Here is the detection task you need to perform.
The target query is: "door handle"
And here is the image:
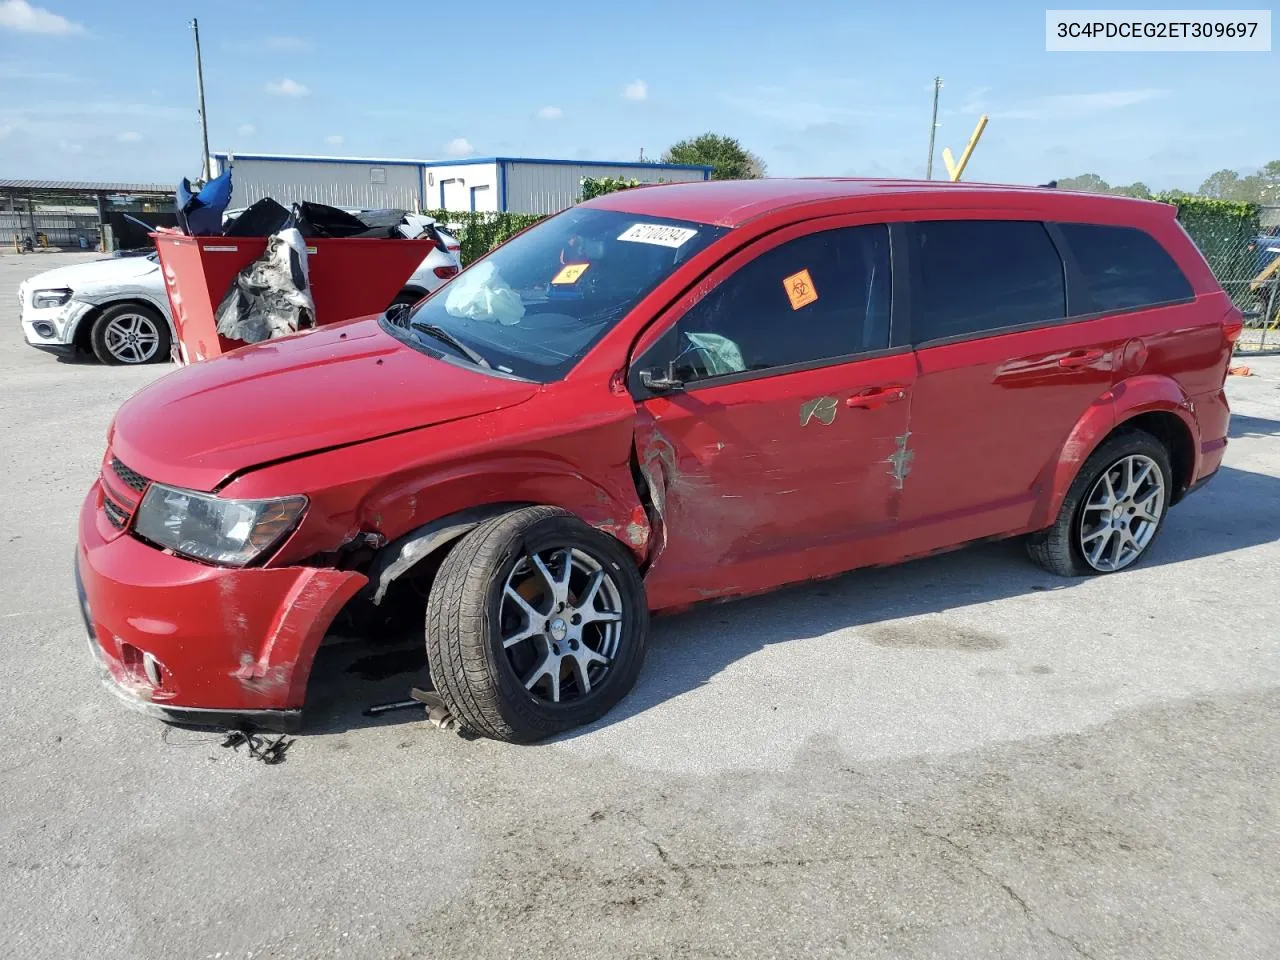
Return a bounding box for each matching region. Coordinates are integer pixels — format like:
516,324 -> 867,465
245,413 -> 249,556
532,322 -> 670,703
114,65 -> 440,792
1058,349 -> 1105,369
846,385 -> 909,409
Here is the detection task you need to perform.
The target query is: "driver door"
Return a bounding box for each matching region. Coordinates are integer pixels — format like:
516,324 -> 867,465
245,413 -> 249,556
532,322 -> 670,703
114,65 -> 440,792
629,221 -> 917,610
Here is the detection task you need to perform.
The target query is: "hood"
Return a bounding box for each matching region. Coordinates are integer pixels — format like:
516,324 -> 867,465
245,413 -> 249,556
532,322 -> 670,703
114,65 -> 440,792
110,318 -> 538,491
24,255 -> 160,294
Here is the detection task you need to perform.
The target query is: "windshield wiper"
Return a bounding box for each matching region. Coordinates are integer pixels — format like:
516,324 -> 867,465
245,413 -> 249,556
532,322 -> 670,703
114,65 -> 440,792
410,321 -> 490,368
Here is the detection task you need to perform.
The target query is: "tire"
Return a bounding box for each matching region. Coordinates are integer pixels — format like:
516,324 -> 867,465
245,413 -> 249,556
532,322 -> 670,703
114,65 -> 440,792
1026,428 -> 1173,577
90,303 -> 170,365
425,506 -> 649,742
391,289 -> 425,308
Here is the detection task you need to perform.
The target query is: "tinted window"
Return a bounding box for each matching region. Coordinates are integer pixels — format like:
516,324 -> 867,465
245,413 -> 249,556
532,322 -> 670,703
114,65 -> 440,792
393,208 -> 727,381
650,225 -> 890,384
909,220 -> 1066,343
1057,223 -> 1194,312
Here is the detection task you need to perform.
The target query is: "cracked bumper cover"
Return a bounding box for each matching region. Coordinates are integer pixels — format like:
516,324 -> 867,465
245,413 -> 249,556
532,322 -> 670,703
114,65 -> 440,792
76,485 -> 367,731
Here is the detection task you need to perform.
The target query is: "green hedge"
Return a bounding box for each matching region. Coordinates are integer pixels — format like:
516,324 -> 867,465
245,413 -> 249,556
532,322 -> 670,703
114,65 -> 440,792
430,195 -> 1266,286
580,176 -> 647,201
421,209 -> 544,266
1154,194 -> 1261,285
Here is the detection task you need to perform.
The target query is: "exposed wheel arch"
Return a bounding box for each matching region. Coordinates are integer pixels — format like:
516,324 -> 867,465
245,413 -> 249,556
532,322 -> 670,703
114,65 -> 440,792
73,298 -> 176,357
364,502 -> 536,605
391,286 -> 428,308
1114,410 -> 1196,502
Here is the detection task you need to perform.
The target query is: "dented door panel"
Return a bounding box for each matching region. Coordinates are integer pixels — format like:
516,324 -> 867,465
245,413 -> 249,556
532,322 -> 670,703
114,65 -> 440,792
637,353 -> 916,610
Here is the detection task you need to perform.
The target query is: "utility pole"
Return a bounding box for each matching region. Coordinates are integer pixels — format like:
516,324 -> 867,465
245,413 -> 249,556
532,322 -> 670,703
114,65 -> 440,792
191,18 -> 212,183
925,76 -> 942,180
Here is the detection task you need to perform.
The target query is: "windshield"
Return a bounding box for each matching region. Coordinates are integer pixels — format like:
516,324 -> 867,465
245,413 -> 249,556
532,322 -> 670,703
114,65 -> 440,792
392,208 -> 727,381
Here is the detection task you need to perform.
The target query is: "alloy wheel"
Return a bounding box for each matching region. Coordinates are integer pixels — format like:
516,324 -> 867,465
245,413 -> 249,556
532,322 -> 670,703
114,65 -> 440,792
499,547 -> 625,704
103,313 -> 161,364
1078,453 -> 1166,572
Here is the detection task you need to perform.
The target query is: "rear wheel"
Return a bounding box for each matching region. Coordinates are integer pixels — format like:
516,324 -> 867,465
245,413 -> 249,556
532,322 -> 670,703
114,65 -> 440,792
425,506 -> 648,742
1027,429 -> 1172,577
90,303 -> 170,365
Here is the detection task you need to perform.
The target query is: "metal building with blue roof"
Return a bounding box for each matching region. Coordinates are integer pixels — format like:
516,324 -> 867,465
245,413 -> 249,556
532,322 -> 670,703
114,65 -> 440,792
211,152 -> 713,215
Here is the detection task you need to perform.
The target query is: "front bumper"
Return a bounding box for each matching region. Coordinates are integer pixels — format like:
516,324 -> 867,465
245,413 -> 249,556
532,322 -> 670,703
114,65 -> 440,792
21,298 -> 93,352
76,481 -> 366,730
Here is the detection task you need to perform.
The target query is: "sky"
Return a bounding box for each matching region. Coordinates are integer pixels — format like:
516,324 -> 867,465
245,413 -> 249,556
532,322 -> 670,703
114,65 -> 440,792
0,0 -> 1276,191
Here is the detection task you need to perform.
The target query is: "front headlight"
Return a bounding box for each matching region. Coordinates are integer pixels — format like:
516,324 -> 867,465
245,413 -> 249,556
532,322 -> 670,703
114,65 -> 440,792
133,484 -> 307,567
32,288 -> 73,308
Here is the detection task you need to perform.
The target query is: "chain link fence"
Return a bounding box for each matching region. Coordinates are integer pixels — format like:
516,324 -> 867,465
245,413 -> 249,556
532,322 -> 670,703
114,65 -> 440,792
1213,205 -> 1280,355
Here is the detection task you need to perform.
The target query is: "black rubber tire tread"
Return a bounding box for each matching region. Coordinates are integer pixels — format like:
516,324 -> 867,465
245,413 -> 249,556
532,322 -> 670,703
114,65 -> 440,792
90,302 -> 171,366
425,506 -> 649,743
1026,427 -> 1173,577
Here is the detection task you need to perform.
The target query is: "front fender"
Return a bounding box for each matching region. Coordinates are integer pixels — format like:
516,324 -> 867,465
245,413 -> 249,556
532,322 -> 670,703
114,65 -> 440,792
1033,375 -> 1196,530
356,452 -> 652,560
71,293 -> 177,342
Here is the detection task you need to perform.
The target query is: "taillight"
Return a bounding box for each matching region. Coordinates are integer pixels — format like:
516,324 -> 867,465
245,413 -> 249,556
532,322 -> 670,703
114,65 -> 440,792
446,244 -> 460,253
1223,306 -> 1244,344
433,265 -> 459,280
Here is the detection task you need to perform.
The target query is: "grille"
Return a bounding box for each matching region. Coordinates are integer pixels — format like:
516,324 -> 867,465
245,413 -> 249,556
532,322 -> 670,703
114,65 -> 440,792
111,458 -> 149,493
102,495 -> 128,529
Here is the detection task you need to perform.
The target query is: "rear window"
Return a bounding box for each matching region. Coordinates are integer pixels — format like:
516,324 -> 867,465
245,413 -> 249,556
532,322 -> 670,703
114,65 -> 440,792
908,220 -> 1066,344
1057,223 -> 1194,313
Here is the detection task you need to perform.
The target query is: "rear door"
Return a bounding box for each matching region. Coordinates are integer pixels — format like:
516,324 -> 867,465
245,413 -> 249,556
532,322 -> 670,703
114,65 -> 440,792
896,218 -> 1122,554
630,221 -> 916,608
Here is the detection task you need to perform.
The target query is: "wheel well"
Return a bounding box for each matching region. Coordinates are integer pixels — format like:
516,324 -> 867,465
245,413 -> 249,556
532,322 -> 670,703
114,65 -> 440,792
72,299 -> 168,352
1115,411 -> 1196,501
393,286 -> 427,305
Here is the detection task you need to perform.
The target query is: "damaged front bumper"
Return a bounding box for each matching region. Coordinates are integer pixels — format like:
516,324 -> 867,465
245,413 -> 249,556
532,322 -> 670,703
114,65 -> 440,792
22,299 -> 93,354
76,486 -> 366,732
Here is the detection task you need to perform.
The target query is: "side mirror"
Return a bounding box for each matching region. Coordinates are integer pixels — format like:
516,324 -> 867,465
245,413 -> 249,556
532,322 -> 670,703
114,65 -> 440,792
639,363 -> 685,393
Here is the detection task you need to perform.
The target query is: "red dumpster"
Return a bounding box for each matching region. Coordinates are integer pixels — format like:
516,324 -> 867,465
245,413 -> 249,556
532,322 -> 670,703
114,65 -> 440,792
152,233 -> 435,363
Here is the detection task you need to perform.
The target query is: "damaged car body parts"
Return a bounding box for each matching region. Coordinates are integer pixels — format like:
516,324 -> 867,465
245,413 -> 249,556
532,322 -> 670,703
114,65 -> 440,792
77,179 -> 1238,741
19,203 -> 461,365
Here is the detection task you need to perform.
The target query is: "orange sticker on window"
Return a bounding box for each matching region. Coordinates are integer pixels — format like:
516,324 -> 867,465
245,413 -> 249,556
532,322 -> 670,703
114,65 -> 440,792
552,262 -> 590,285
783,269 -> 818,310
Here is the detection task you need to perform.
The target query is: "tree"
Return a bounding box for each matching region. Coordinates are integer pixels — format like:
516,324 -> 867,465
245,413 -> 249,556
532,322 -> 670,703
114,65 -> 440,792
1199,168 -> 1242,199
1110,182 -> 1152,199
746,151 -> 768,179
1056,173 -> 1111,193
664,133 -> 761,180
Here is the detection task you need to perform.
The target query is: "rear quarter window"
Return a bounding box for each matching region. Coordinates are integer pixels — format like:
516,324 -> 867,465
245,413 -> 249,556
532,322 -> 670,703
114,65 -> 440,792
907,220 -> 1066,344
1056,223 -> 1194,313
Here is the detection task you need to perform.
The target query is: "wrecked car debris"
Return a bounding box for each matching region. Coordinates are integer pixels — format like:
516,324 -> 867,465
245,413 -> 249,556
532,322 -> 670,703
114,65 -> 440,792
220,729 -> 294,764
214,226 -> 315,344
364,688 -> 462,733
176,169 -> 233,236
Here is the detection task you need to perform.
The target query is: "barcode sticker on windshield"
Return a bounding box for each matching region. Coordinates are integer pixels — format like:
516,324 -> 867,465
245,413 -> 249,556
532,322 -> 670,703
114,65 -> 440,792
617,223 -> 698,248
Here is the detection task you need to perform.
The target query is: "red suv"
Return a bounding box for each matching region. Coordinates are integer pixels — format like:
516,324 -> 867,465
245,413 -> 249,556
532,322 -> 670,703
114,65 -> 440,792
76,179 -> 1239,742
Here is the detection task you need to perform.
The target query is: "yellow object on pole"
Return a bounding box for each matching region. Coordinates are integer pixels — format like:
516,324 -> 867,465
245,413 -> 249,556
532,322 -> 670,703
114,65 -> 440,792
942,115 -> 989,182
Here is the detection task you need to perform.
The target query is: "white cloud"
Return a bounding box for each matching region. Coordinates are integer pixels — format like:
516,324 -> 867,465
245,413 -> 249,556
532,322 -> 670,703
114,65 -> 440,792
236,123 -> 255,136
265,78 -> 309,97
116,130 -> 142,142
989,88 -> 1170,121
0,0 -> 83,34
57,139 -> 82,153
444,137 -> 473,157
0,62 -> 75,81
325,134 -> 344,145
262,36 -> 310,52
0,123 -> 13,138
623,79 -> 648,101
536,105 -> 562,120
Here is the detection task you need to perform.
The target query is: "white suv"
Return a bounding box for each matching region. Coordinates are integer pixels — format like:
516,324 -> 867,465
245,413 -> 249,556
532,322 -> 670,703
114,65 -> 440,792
19,231 -> 461,365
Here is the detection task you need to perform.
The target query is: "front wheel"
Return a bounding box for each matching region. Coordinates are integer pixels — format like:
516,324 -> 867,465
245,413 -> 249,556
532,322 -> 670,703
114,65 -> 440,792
425,506 -> 649,742
90,303 -> 170,365
1027,429 -> 1173,577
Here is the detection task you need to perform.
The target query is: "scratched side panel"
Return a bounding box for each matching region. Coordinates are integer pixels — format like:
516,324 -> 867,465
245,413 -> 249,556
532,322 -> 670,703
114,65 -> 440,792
635,354 -> 916,610
226,380 -> 652,563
